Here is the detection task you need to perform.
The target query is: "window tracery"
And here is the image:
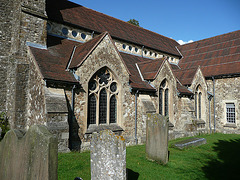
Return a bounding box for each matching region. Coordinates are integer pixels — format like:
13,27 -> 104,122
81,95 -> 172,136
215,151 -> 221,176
88,67 -> 118,126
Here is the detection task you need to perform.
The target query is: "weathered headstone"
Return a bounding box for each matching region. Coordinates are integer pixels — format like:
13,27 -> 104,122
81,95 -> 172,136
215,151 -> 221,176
146,113 -> 169,164
0,125 -> 58,180
90,130 -> 126,180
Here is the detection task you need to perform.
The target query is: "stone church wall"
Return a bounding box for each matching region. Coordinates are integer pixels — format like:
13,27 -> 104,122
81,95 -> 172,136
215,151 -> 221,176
0,0 -> 47,129
206,77 -> 240,133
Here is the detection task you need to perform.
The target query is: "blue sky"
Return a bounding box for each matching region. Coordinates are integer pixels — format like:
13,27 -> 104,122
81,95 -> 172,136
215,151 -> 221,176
70,0 -> 240,44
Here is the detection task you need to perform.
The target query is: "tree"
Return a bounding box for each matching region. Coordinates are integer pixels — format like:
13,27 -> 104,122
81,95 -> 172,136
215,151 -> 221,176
127,19 -> 140,27
0,112 -> 9,140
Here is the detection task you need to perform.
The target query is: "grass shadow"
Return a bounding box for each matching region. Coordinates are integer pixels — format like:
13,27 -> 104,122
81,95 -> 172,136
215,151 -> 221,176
127,168 -> 139,180
202,138 -> 240,179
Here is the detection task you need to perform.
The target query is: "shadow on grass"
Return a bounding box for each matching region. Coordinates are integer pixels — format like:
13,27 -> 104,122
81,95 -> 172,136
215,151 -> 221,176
202,138 -> 240,179
127,168 -> 139,180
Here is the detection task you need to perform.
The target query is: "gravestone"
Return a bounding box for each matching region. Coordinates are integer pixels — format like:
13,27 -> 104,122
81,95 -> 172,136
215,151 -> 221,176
173,137 -> 206,149
146,113 -> 169,164
0,125 -> 58,180
90,130 -> 126,180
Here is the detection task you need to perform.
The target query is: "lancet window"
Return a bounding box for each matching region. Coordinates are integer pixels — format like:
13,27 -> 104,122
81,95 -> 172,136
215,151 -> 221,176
159,79 -> 169,116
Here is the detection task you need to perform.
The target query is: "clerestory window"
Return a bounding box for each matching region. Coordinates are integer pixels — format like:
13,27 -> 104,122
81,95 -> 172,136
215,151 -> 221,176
88,67 -> 118,126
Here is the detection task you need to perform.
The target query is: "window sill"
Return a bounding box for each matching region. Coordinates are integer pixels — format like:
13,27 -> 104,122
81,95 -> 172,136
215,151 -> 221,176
224,123 -> 237,128
85,124 -> 123,134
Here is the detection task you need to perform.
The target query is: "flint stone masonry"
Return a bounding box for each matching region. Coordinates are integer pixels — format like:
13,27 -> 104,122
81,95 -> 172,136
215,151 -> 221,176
146,113 -> 169,164
173,137 -> 207,149
0,125 -> 58,180
90,130 -> 126,180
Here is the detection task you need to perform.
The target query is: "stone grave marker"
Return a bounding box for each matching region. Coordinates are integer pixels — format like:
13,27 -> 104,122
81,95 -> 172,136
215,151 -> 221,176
0,125 -> 58,180
90,129 -> 126,180
146,113 -> 169,164
173,137 -> 206,149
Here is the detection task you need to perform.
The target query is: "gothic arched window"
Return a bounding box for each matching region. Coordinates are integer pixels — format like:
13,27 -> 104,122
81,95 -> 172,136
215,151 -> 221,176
159,79 -> 169,116
195,85 -> 202,119
88,67 -> 118,126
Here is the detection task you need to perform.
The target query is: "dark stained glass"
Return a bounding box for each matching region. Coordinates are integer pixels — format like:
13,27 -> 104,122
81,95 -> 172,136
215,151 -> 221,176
159,88 -> 163,115
195,92 -> 198,117
99,69 -> 110,85
110,95 -> 117,123
99,89 -> 107,124
161,79 -> 166,88
89,80 -> 97,91
165,89 -> 169,116
199,92 -> 201,119
88,94 -> 96,124
110,82 -> 117,92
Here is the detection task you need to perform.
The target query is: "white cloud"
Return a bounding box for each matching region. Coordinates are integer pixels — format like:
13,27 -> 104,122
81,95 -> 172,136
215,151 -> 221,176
177,40 -> 194,45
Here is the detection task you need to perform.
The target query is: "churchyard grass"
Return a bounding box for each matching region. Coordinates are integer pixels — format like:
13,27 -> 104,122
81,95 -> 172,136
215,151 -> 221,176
58,133 -> 240,180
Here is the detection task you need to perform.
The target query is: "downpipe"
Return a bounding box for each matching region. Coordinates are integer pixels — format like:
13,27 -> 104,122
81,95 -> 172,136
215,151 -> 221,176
135,90 -> 139,145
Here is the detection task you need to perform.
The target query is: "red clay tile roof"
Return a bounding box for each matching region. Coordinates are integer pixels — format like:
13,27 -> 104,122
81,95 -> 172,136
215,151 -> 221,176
173,68 -> 198,86
46,0 -> 181,57
178,30 -> 240,78
69,32 -> 107,68
30,34 -> 156,90
177,82 -> 193,96
119,52 -> 156,91
29,35 -> 80,84
137,58 -> 165,80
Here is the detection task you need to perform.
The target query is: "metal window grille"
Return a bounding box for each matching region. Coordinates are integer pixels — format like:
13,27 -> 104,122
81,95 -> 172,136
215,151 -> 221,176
164,89 -> 169,116
226,103 -> 235,123
88,94 -> 96,124
99,89 -> 107,124
110,95 -> 117,123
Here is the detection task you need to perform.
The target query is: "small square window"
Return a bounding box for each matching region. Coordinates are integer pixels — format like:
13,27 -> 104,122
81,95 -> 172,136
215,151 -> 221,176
226,103 -> 235,123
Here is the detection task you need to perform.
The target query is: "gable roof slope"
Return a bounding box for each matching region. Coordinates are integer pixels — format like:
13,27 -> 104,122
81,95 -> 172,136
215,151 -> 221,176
46,0 -> 181,57
178,30 -> 240,78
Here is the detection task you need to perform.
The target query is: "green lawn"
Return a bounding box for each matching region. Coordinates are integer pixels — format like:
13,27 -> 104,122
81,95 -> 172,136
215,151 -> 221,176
58,133 -> 240,180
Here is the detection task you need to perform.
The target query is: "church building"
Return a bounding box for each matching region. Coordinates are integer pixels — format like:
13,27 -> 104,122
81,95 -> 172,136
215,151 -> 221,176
1,0 -> 239,151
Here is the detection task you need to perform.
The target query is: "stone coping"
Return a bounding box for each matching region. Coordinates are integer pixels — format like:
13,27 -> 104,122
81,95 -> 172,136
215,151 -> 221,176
173,137 -> 206,149
85,124 -> 123,134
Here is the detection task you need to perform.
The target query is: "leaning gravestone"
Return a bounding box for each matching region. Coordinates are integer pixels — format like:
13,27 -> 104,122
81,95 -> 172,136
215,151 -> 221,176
90,130 -> 126,180
146,113 -> 169,164
0,125 -> 58,180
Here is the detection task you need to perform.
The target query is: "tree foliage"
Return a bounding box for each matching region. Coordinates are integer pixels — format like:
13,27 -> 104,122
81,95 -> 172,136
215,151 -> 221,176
127,19 -> 140,27
0,112 -> 10,140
